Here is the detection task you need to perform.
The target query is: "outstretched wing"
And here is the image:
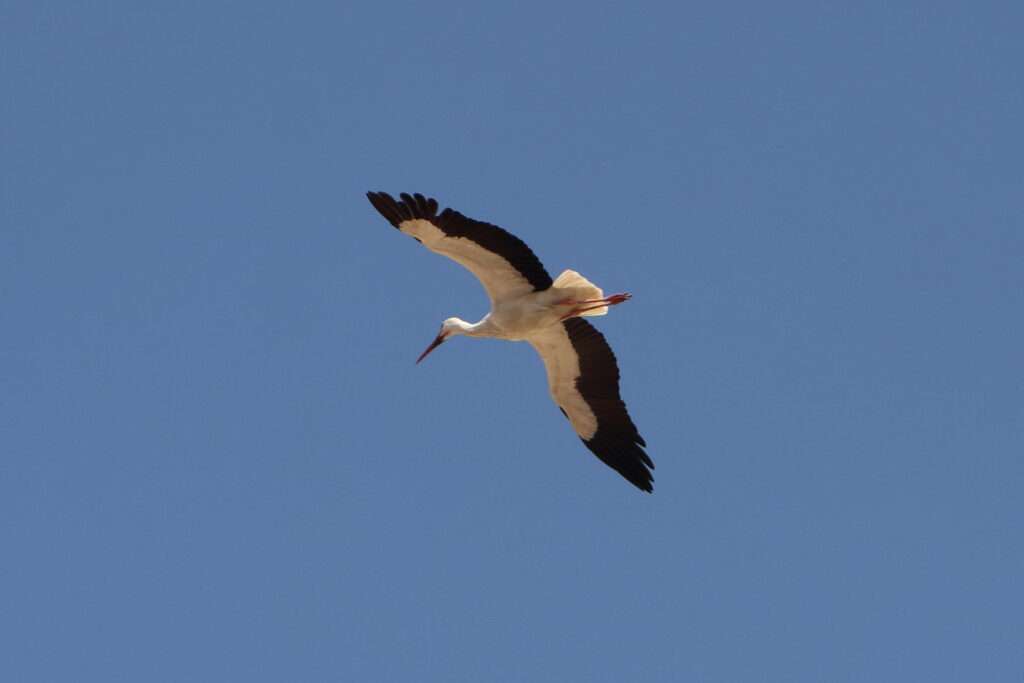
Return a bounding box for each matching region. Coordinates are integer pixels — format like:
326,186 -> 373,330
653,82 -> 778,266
366,191 -> 552,305
527,318 -> 654,492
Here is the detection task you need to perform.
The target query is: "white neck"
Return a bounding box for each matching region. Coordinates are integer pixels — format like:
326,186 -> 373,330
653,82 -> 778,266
448,316 -> 495,338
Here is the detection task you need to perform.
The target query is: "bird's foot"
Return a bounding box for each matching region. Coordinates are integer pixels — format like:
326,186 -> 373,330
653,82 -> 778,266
559,294 -> 633,320
559,292 -> 632,307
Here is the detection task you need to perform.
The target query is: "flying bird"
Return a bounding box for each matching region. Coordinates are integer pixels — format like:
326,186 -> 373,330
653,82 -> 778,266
366,192 -> 654,492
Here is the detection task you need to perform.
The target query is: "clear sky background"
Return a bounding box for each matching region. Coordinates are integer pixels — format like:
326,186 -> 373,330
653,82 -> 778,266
3,2 -> 1022,681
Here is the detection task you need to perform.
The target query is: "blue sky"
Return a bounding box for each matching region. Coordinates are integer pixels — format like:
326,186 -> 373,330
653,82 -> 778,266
3,2 -> 1022,680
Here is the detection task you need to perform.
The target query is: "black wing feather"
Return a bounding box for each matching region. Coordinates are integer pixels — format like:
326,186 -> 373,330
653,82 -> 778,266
366,191 -> 553,291
563,317 -> 654,492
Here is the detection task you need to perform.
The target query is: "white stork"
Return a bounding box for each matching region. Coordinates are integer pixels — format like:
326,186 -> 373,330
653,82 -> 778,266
367,192 -> 654,492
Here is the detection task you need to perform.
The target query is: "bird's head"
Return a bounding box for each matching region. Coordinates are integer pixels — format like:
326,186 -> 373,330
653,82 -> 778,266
416,318 -> 466,364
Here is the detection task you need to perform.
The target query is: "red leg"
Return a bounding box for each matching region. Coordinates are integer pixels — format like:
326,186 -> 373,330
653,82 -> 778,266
571,292 -> 632,306
558,292 -> 632,305
559,293 -> 633,320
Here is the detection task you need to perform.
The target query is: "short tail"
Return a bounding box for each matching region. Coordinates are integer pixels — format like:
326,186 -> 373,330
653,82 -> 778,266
553,269 -> 608,317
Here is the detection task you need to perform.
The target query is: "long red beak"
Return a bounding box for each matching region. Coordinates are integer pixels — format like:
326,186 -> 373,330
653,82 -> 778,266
416,333 -> 446,364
